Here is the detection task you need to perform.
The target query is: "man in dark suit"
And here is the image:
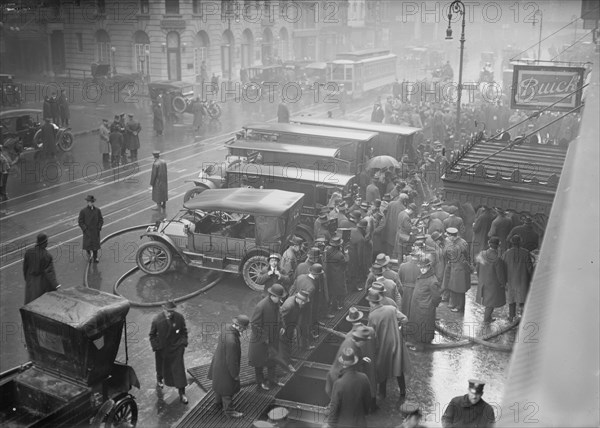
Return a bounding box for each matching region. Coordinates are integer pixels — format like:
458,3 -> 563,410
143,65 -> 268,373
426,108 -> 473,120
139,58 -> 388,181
442,379 -> 496,427
279,290 -> 310,370
23,233 -> 61,304
78,195 -> 103,263
208,314 -> 249,418
289,264 -> 324,349
149,300 -> 189,403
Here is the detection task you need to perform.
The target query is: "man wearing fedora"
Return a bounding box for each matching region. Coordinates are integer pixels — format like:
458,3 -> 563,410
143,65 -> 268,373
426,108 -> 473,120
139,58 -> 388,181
380,193 -> 407,255
502,235 -> 534,322
324,236 -> 348,312
281,236 -> 303,282
289,264 -> 324,346
366,175 -> 381,204
78,195 -> 103,263
208,314 -> 250,418
279,290 -> 310,370
295,247 -> 321,277
394,203 -> 417,262
442,379 -> 496,427
149,300 -> 189,403
506,215 -> 539,252
443,227 -> 471,313
150,151 -> 168,211
249,283 -> 288,390
324,347 -> 372,428
406,258 -> 441,348
367,288 -> 409,402
488,208 -> 513,254
257,254 -> 291,295
475,237 -> 507,324
369,282 -> 398,308
23,233 -> 61,304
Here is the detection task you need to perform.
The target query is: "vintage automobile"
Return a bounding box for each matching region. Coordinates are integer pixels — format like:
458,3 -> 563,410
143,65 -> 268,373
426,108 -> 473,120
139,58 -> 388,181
0,287 -> 139,427
0,74 -> 21,107
148,80 -> 221,120
245,65 -> 287,98
83,63 -> 141,95
0,108 -> 74,160
136,188 -> 305,291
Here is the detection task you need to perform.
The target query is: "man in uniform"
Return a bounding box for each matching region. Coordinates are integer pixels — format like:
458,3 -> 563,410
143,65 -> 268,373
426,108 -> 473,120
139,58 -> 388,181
78,195 -> 103,263
442,379 -> 496,427
23,233 -> 61,304
443,227 -> 471,313
149,301 -> 189,404
150,151 -> 168,211
208,315 -> 250,418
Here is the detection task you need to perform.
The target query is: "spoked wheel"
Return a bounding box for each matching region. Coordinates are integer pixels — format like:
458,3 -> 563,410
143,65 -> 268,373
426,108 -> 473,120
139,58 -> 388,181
104,395 -> 138,428
242,255 -> 268,292
136,241 -> 172,275
58,131 -> 74,151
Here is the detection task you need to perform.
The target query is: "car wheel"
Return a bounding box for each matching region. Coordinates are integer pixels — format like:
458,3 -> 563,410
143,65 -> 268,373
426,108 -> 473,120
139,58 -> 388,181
183,186 -> 208,203
136,241 -> 172,275
242,255 -> 269,292
104,395 -> 138,428
59,131 -> 74,151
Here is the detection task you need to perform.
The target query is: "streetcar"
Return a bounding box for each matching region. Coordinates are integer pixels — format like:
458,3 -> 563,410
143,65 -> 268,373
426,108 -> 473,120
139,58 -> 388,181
326,48 -> 398,99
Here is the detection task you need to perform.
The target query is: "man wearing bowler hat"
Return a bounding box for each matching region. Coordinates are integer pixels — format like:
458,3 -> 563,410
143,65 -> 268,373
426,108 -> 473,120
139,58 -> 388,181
295,247 -> 321,277
289,263 -> 324,348
324,235 -> 348,313
23,233 -> 61,304
442,379 -> 496,427
78,195 -> 103,263
208,314 -> 250,418
279,290 -> 310,370
249,284 -> 288,390
150,151 -> 168,211
149,300 -> 189,403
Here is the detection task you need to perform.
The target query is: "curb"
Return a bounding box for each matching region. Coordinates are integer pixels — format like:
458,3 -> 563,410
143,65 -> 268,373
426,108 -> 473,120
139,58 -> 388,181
73,128 -> 99,137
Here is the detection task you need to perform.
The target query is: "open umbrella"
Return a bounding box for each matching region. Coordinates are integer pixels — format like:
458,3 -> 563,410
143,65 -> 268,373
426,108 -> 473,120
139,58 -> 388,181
366,155 -> 400,171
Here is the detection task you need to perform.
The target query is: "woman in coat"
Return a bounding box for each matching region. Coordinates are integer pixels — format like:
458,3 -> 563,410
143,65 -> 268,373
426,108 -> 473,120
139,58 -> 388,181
475,237 -> 507,323
407,259 -> 441,347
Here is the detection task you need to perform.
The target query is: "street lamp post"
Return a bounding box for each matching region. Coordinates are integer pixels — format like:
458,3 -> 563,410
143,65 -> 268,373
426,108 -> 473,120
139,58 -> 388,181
445,0 -> 466,147
111,46 -> 116,76
533,10 -> 543,60
145,48 -> 150,82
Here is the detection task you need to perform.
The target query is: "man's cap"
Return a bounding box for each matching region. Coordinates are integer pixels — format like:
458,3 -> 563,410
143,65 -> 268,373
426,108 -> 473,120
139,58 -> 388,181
468,379 -> 486,394
366,289 -> 383,302
268,407 -> 289,422
233,314 -> 250,327
329,236 -> 343,247
446,227 -> 459,236
289,236 -> 303,246
163,300 -> 177,311
346,306 -> 364,323
309,263 -> 323,275
268,253 -> 281,261
267,284 -> 286,298
306,247 -> 321,261
447,206 -> 458,215
338,347 -> 359,367
374,253 -> 390,266
351,325 -> 372,341
370,263 -> 384,274
360,201 -> 369,210
36,233 -> 48,246
296,290 -> 311,303
85,194 -> 96,202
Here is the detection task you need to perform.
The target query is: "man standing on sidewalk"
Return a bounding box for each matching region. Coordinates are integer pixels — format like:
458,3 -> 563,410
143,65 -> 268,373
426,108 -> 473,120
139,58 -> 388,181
150,151 -> 168,211
208,314 -> 249,418
23,233 -> 61,304
57,89 -> 70,127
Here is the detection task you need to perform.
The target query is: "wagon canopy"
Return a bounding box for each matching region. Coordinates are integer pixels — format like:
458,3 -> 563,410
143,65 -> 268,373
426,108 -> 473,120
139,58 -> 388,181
183,188 -> 305,217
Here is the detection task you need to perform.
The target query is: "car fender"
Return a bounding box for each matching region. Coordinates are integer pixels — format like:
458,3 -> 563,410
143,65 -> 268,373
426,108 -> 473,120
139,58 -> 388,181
140,231 -> 190,263
184,177 -> 220,189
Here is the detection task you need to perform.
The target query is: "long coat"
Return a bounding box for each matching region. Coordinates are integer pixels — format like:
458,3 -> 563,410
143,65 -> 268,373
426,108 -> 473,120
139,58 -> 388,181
98,123 -> 110,154
125,119 -> 141,150
78,206 -> 103,251
108,131 -> 122,156
475,248 -> 507,308
58,94 -> 70,122
153,104 -> 164,133
461,203 -> 476,243
149,311 -> 188,388
394,210 -> 413,256
506,224 -> 540,252
407,270 -> 441,344
382,200 -> 405,249
248,296 -> 281,367
325,335 -> 362,397
150,158 -> 168,204
23,245 -> 59,304
280,294 -> 303,340
348,227 -> 367,280
40,122 -> 56,156
398,260 -> 419,319
208,325 -> 242,397
326,368 -> 372,428
442,238 -> 471,294
472,209 -> 495,257
488,215 -> 513,253
442,394 -> 496,428
368,304 -> 409,381
324,245 -> 348,297
503,247 -> 533,304
289,274 -> 318,330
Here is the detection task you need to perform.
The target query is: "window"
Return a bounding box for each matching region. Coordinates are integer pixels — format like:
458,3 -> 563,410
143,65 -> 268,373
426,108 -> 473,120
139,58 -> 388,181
165,0 -> 179,14
345,67 -> 353,80
192,0 -> 202,14
194,47 -> 208,74
140,0 -> 149,14
95,30 -> 111,62
134,43 -> 150,73
76,33 -> 83,52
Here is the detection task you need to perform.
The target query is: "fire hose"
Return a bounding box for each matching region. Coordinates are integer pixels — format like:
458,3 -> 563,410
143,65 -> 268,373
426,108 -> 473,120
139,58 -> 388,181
83,224 -> 224,307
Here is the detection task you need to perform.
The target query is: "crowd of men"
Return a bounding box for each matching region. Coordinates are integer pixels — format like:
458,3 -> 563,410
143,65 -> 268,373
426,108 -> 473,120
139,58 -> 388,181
98,112 -> 142,167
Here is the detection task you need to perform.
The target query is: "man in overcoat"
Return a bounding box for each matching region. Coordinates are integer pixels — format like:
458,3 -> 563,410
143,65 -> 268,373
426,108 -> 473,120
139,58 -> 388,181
23,233 -> 61,304
472,206 -> 495,259
394,203 -> 417,261
488,208 -> 513,253
506,216 -> 539,252
248,283 -> 287,390
348,216 -> 368,291
281,236 -> 302,282
443,227 -> 471,313
108,122 -> 122,167
442,379 -> 496,428
443,206 -> 465,237
208,315 -> 249,418
380,195 -> 406,255
295,247 -> 321,277
78,195 -> 103,263
153,102 -> 164,136
406,258 -> 441,347
398,251 -> 420,319
324,348 -> 372,428
289,264 -> 324,345
57,89 -> 70,127
475,237 -> 507,323
150,151 -> 168,210
324,236 -> 348,312
98,118 -> 110,165
502,235 -> 533,322
149,300 -> 189,403
257,253 -> 291,295
367,289 -> 409,400
125,113 -> 142,162
279,290 -> 310,370
40,118 -> 56,158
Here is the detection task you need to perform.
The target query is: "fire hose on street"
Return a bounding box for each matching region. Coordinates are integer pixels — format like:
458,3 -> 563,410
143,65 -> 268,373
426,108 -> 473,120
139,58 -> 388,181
83,224 -> 224,307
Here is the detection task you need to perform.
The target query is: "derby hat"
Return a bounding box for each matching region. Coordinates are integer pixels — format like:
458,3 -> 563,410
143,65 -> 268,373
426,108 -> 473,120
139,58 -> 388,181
163,300 -> 177,311
374,253 -> 390,266
295,290 -> 311,303
360,201 -> 369,211
338,347 -> 359,367
351,325 -> 372,341
233,314 -> 250,327
85,195 -> 96,203
430,231 -> 443,242
329,236 -> 343,247
346,306 -> 364,323
268,283 -> 286,298
309,263 -> 324,275
268,253 -> 281,261
366,289 -> 383,303
36,233 -> 48,246
370,282 -> 385,293
306,247 -> 321,262
350,210 -> 362,221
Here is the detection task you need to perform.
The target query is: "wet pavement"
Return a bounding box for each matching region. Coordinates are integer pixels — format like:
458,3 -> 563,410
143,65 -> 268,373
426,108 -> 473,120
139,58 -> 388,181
0,88 -> 516,427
